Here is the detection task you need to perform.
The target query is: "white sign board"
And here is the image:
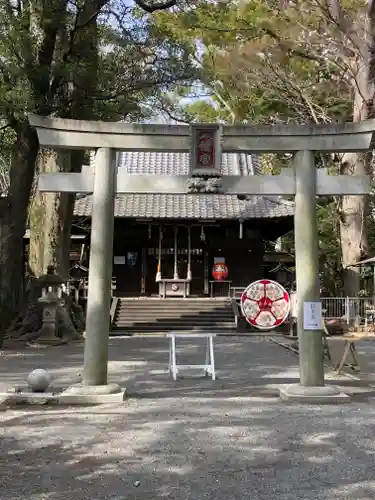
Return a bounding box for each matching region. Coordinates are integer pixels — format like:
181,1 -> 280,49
114,255 -> 126,265
303,301 -> 322,330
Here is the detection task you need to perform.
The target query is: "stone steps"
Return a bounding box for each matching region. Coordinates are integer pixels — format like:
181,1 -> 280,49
112,298 -> 236,335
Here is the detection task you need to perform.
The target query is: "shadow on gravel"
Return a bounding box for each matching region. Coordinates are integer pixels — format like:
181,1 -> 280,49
2,399 -> 375,500
1,337 -> 375,499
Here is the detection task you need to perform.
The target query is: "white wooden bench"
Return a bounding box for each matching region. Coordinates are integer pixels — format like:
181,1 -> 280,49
167,332 -> 216,381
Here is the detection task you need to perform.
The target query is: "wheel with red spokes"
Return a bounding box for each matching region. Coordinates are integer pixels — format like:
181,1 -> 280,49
240,279 -> 290,330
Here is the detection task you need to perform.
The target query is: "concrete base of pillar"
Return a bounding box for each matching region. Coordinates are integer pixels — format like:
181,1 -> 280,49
279,384 -> 350,404
0,383 -> 126,406
60,383 -> 126,404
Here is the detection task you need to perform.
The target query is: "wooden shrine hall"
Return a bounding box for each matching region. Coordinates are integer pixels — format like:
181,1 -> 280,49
70,151 -> 294,298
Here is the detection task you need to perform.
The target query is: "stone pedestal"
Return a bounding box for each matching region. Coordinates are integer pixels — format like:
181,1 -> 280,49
37,291 -> 65,345
279,384 -> 350,403
60,382 -> 125,404
0,383 -> 126,406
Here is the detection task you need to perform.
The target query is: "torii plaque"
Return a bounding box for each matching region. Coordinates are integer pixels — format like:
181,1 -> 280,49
29,114 -> 373,403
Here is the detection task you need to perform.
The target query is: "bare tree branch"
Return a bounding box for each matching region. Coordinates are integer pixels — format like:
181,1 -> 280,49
321,0 -> 367,58
211,82 -> 236,124
133,0 -> 177,13
49,0 -> 109,102
150,98 -> 191,123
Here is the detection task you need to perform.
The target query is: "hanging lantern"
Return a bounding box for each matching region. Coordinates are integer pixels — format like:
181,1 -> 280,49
212,260 -> 229,281
156,226 -> 163,282
200,225 -> 206,242
239,219 -> 243,239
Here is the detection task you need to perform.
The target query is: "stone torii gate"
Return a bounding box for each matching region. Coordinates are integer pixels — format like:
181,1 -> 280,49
29,115 -> 374,403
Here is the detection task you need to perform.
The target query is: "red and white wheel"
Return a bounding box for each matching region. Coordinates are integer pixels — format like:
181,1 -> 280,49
241,279 -> 290,330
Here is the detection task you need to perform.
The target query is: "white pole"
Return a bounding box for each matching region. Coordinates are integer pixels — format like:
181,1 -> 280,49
345,296 -> 350,326
156,226 -> 162,282
187,226 -> 192,280
174,226 -> 179,279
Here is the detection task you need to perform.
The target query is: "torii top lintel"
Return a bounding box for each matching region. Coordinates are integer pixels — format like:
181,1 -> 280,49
28,115 -> 375,153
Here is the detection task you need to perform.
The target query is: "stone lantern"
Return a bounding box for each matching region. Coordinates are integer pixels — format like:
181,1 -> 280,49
37,290 -> 60,341
38,265 -> 65,298
36,266 -> 65,344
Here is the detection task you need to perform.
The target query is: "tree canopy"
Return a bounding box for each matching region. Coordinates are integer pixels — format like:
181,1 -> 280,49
150,0 -> 375,295
0,0 -> 198,338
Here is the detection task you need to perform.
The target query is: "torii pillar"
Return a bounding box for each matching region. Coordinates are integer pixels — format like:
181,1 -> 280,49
28,115 -> 374,404
83,148 -> 116,386
294,151 -> 323,387
67,147 -> 123,402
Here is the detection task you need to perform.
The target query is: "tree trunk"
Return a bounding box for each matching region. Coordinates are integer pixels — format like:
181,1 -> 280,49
0,124 -> 39,344
29,6 -> 98,280
0,210 -> 23,330
28,151 -> 49,278
339,152 -> 369,296
340,59 -> 372,296
29,150 -> 84,279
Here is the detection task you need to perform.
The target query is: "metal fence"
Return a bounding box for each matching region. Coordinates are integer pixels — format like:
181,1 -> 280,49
230,286 -> 375,324
230,287 -> 245,299
321,297 -> 375,324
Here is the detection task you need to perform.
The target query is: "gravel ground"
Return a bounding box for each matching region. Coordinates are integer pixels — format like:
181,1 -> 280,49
1,337 -> 375,500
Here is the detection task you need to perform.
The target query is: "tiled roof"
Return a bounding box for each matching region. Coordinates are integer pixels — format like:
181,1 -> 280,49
74,152 -> 294,220
116,151 -> 262,176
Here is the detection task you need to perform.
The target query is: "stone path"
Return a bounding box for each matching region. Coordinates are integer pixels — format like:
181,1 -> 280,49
1,337 -> 375,500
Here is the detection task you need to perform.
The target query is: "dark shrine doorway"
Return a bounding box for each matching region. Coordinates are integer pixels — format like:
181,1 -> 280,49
145,246 -> 205,296
114,249 -> 142,296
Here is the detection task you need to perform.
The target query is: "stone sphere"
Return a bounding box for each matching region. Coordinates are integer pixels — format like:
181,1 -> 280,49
27,369 -> 51,393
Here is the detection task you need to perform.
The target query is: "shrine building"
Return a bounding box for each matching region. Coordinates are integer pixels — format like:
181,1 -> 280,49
70,151 -> 294,299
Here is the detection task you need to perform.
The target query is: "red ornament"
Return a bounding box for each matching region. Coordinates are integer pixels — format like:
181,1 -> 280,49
212,262 -> 229,281
241,279 -> 290,330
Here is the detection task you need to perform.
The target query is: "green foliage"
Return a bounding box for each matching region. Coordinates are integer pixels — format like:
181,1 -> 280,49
279,199 -> 343,295
258,154 -> 344,294
0,0 -> 197,142
150,0 -> 375,295
0,125 -> 16,168
152,0 -> 353,125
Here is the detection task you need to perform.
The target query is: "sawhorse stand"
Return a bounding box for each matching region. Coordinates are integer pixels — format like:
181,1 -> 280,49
333,338 -> 360,374
325,331 -> 375,375
167,332 -> 216,381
